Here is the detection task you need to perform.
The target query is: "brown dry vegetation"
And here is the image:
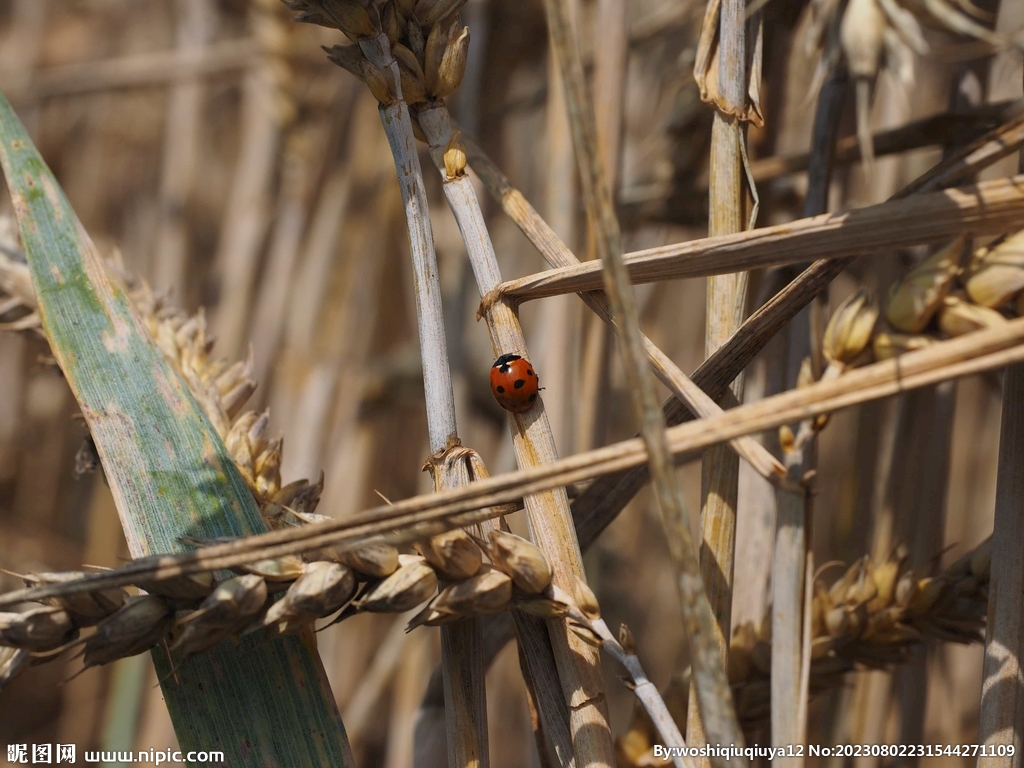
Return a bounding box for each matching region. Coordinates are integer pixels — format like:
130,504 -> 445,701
0,1 -> 1022,767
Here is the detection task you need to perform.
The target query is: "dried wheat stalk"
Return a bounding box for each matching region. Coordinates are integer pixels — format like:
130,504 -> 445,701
977,99 -> 1024,768
978,364 -> 1024,765
415,97 -> 606,764
152,0 -> 215,301
498,175 -> 1024,301
0,39 -> 258,103
768,57 -> 847,764
690,0 -> 762,758
210,0 -> 294,359
560,580 -> 695,768
741,99 -> 1022,186
545,0 -> 747,760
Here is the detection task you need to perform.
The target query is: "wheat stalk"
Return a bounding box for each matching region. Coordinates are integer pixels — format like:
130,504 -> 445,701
739,99 -> 1022,187
767,55 -> 848,763
324,2 -> 617,761
0,39 -> 259,103
545,0 -> 749,760
498,175 -> 1024,301
151,0 -> 215,302
209,0 -> 293,359
689,0 -> 763,758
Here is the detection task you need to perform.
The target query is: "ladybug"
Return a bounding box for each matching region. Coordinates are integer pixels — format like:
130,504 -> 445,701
490,354 -> 540,413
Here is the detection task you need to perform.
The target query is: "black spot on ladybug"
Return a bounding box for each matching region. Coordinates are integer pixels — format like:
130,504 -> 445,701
527,369 -> 534,376
514,379 -> 525,389
528,394 -> 537,402
496,385 -> 504,393
493,353 -> 522,368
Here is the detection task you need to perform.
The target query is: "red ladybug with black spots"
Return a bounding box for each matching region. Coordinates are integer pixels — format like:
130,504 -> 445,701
490,354 -> 540,413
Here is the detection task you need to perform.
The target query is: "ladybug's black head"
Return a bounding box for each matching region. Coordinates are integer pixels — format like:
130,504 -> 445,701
492,353 -> 522,370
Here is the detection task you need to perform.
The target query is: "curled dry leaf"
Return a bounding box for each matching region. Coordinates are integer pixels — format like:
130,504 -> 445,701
692,0 -> 765,126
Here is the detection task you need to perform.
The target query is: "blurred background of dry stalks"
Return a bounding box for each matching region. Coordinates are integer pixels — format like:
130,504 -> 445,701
0,0 -> 1022,766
